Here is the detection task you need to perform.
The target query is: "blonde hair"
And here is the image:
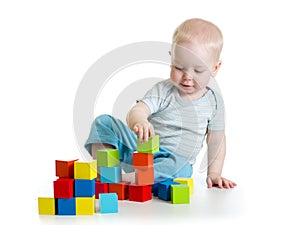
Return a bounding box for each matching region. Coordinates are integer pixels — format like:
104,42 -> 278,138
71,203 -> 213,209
172,18 -> 223,66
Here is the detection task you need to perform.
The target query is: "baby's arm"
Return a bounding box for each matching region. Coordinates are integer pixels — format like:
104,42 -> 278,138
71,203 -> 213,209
206,130 -> 236,188
126,101 -> 154,143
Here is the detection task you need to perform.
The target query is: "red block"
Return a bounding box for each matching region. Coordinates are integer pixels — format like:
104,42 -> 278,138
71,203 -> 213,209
55,159 -> 78,178
133,153 -> 153,168
95,181 -> 108,199
53,178 -> 74,198
128,184 -> 152,202
108,182 -> 129,200
135,167 -> 154,185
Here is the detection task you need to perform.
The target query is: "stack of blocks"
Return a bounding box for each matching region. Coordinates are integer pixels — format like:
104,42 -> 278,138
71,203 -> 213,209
38,135 -> 194,216
38,159 -> 97,215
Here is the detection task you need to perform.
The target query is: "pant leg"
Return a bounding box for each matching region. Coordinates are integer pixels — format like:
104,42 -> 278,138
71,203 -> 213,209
153,148 -> 193,182
84,114 -> 137,172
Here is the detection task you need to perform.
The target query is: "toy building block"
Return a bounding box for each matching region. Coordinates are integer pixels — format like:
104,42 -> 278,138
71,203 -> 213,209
135,167 -> 154,185
100,166 -> 121,183
137,135 -> 159,153
158,179 -> 179,201
55,159 -> 78,178
122,172 -> 136,184
75,197 -> 94,215
99,193 -> 118,213
74,160 -> 97,180
128,184 -> 152,202
74,179 -> 95,197
152,183 -> 159,197
108,182 -> 129,200
96,149 -> 120,167
53,178 -> 74,198
173,177 -> 194,195
38,197 -> 56,215
170,184 -> 190,204
95,181 -> 108,199
57,198 -> 76,215
133,152 -> 153,168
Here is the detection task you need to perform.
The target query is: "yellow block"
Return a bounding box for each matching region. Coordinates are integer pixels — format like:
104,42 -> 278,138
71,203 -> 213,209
76,197 -> 95,215
173,178 -> 194,195
74,160 -> 97,180
38,197 -> 56,215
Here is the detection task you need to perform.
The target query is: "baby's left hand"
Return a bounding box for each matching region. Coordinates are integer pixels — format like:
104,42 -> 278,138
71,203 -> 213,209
206,173 -> 237,189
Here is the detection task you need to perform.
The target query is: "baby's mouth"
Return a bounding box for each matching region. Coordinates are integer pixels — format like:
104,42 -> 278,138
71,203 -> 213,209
181,83 -> 193,88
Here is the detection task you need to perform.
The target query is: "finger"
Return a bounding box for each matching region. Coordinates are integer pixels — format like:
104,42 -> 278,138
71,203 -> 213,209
206,177 -> 213,188
149,124 -> 155,138
229,181 -> 237,188
218,178 -> 223,189
222,179 -> 230,189
133,126 -> 139,134
138,126 -> 144,143
143,126 -> 149,143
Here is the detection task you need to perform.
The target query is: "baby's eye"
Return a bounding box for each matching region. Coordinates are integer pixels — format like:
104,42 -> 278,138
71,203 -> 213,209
174,66 -> 184,71
194,69 -> 203,73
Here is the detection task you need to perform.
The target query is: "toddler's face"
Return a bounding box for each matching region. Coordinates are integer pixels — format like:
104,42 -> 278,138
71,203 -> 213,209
170,42 -> 212,100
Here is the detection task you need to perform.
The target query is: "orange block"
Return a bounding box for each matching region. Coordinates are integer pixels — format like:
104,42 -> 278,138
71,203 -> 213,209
133,153 -> 153,168
108,182 -> 129,200
135,167 -> 154,185
55,159 -> 78,178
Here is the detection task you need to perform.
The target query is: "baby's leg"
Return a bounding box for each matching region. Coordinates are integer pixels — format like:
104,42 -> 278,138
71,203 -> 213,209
85,114 -> 137,172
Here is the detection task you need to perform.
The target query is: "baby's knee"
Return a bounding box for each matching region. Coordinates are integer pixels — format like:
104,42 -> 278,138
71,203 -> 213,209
95,114 -> 113,126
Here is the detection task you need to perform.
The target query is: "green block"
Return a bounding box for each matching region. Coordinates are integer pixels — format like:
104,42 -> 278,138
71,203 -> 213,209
171,184 -> 190,204
96,149 -> 120,167
137,135 -> 159,154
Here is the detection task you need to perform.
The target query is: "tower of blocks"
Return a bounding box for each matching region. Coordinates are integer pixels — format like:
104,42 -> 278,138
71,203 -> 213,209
38,135 -> 194,216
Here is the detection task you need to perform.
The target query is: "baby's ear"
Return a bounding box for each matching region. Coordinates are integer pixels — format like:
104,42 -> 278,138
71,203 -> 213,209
211,60 -> 222,77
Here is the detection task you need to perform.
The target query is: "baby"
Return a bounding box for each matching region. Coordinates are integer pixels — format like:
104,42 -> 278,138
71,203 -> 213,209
85,18 -> 236,188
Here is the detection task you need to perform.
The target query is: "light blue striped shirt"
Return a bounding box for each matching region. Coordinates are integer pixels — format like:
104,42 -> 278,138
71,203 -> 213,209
141,79 -> 225,164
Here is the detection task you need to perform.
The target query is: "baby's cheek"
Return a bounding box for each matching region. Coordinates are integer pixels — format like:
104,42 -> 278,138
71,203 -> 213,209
170,70 -> 180,83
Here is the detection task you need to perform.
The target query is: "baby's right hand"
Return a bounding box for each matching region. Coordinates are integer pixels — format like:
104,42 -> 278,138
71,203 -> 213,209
133,120 -> 155,144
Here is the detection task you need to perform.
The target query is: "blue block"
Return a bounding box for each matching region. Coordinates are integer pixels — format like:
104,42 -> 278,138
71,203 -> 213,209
99,193 -> 118,213
57,198 -> 76,215
158,179 -> 179,201
100,166 -> 121,183
152,183 -> 159,197
74,179 -> 95,197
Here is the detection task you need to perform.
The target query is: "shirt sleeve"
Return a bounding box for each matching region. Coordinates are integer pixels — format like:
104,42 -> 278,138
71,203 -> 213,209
140,79 -> 170,114
207,91 -> 225,131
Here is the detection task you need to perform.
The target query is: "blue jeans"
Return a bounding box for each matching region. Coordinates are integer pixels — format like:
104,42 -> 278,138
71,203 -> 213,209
85,114 -> 192,182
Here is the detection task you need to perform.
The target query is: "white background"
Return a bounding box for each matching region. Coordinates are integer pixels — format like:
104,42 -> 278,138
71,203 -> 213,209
1,0 -> 300,224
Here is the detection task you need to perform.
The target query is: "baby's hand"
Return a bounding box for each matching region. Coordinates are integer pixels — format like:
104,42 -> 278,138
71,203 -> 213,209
206,173 -> 237,189
133,120 -> 155,143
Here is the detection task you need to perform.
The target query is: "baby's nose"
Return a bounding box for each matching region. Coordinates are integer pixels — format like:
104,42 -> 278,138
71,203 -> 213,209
182,71 -> 193,80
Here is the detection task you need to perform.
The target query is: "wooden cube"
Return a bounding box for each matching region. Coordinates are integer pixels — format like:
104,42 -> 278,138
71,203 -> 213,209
95,181 -> 108,199
137,135 -> 159,153
135,167 -> 154,185
53,178 -> 74,198
133,152 -> 153,168
96,149 -> 120,167
108,182 -> 129,200
74,160 -> 97,180
100,166 -> 121,183
99,193 -> 118,213
173,177 -> 194,195
55,159 -> 78,178
75,197 -> 94,215
74,179 -> 95,197
57,198 -> 76,215
171,184 -> 190,204
128,184 -> 152,202
38,197 -> 56,215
